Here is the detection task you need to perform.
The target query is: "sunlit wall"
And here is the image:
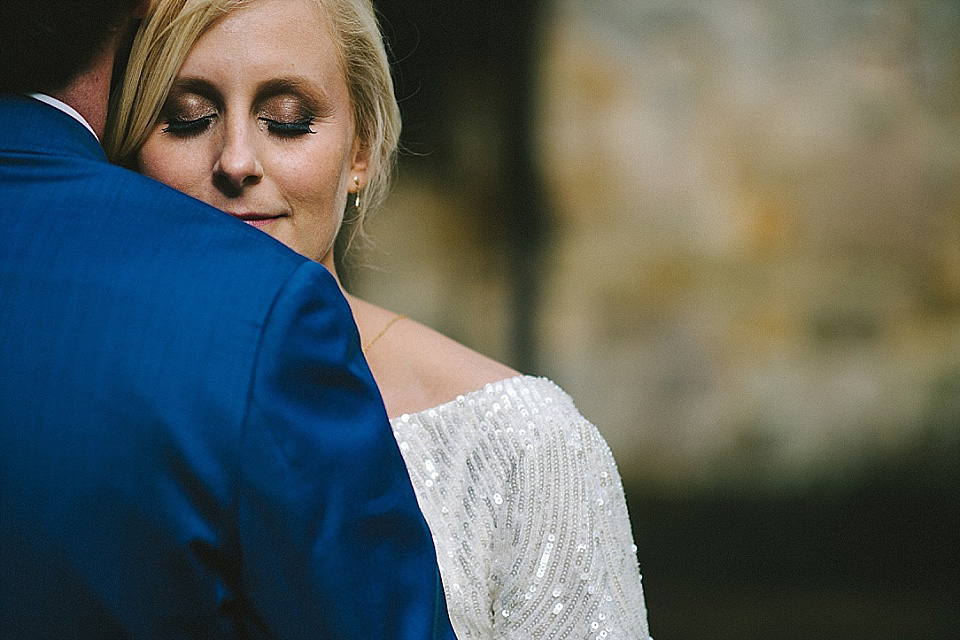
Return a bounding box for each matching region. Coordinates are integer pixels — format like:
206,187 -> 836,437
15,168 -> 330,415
357,0 -> 960,496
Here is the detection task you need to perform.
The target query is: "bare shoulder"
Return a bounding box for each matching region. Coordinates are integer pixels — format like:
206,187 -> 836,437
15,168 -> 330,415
376,316 -> 519,418
358,305 -> 519,419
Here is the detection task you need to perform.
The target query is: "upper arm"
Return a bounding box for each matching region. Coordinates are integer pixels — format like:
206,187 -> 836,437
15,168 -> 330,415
491,403 -> 651,639
236,263 -> 454,640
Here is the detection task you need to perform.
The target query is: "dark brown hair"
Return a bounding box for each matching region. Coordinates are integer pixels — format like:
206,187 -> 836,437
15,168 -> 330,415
0,0 -> 138,93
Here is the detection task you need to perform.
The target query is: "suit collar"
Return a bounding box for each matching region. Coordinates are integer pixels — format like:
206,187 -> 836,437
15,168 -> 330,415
27,93 -> 99,141
0,94 -> 106,163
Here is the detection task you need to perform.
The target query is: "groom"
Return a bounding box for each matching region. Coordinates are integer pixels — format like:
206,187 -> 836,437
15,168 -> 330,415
0,1 -> 453,638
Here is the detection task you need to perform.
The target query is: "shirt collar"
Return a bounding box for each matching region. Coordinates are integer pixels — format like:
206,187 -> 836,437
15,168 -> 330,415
27,93 -> 99,141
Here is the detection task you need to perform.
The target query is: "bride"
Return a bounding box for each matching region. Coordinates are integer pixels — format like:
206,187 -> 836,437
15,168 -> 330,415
107,0 -> 652,637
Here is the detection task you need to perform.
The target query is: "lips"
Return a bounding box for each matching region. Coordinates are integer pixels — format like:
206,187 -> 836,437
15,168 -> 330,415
227,212 -> 282,228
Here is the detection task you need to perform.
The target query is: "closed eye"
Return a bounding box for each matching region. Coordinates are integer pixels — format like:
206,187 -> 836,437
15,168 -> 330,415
162,115 -> 216,136
259,117 -> 316,137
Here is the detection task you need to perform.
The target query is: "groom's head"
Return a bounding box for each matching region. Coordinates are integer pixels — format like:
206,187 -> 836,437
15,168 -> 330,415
0,0 -> 143,94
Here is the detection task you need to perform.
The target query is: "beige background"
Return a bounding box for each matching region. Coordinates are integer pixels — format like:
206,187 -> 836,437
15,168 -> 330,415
355,0 -> 960,493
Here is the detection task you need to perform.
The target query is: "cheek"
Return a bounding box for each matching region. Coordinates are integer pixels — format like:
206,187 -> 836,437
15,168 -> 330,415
279,157 -> 350,257
287,152 -> 351,213
136,137 -> 166,179
137,138 -> 202,193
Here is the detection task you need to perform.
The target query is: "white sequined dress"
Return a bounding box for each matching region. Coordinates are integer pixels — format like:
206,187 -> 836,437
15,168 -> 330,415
390,375 -> 651,639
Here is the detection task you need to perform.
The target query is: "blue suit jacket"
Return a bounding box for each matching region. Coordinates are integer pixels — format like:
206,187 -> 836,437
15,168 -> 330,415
0,95 -> 454,639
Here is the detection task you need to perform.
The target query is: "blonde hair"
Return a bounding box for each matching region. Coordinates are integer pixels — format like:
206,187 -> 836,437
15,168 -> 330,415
105,0 -> 400,245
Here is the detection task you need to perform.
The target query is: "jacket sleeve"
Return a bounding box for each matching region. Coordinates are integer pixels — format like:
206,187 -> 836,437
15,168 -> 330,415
237,261 -> 455,640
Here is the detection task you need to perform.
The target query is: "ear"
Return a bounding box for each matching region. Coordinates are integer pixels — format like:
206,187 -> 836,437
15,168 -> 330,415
348,141 -> 371,192
134,0 -> 152,19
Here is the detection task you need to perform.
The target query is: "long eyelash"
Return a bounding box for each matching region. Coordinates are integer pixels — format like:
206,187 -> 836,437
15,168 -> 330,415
260,117 -> 316,136
162,115 -> 215,135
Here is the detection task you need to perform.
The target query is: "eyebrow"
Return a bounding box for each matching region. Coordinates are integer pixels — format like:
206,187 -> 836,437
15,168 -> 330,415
255,76 -> 333,112
166,77 -> 219,101
162,76 -> 221,110
167,75 -> 334,113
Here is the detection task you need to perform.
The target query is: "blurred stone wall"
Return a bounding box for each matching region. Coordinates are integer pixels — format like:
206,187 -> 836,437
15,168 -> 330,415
354,0 -> 960,493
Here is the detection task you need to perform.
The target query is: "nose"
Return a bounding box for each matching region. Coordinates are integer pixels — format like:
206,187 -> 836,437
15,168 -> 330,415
213,123 -> 263,193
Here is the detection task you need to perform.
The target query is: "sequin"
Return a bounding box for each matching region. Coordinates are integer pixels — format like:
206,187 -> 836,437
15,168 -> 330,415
388,375 -> 651,639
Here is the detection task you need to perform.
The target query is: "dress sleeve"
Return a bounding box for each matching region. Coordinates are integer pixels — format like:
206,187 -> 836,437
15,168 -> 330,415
489,381 -> 651,640
237,262 -> 454,640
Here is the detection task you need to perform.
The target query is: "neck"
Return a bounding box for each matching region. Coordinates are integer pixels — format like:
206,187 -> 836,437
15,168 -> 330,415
47,34 -> 120,140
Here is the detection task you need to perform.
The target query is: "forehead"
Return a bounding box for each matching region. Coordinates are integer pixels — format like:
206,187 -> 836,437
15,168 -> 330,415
181,0 -> 344,82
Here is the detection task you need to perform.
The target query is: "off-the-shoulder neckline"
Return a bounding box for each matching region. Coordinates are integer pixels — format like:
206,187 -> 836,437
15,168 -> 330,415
389,374 -> 564,423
